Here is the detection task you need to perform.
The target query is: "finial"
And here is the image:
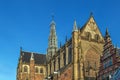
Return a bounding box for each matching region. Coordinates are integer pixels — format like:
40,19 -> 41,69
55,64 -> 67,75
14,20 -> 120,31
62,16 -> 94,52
50,14 -> 55,26
30,53 -> 34,60
90,12 -> 93,17
105,28 -> 110,37
73,20 -> 78,32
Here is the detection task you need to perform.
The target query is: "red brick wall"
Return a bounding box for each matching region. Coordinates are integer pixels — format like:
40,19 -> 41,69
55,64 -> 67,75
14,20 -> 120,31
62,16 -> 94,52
35,74 -> 45,80
30,60 -> 35,80
21,73 -> 30,80
59,66 -> 72,80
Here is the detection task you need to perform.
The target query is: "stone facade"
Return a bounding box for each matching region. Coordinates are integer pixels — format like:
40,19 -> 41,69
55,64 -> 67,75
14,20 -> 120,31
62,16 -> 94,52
46,15 -> 104,80
17,14 -> 105,80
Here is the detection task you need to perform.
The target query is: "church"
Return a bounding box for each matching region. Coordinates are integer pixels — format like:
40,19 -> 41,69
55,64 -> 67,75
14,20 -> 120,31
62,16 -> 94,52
17,14 -> 105,80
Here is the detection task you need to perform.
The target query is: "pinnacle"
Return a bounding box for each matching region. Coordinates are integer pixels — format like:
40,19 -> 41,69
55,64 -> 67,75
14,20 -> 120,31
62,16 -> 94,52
105,28 -> 110,37
30,53 -> 34,60
73,20 -> 78,32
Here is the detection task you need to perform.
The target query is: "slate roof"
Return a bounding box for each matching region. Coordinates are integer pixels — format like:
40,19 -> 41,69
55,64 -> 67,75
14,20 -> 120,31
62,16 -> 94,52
21,51 -> 46,65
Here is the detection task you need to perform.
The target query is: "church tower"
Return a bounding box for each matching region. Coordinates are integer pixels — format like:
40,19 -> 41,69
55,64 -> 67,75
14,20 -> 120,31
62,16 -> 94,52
47,18 -> 58,61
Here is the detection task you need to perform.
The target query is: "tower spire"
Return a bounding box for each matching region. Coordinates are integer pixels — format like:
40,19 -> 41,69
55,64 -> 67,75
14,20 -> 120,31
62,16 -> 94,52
47,16 -> 58,59
73,20 -> 78,32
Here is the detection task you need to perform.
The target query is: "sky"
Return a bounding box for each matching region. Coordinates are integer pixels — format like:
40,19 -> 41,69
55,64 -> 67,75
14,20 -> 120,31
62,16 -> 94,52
0,0 -> 120,80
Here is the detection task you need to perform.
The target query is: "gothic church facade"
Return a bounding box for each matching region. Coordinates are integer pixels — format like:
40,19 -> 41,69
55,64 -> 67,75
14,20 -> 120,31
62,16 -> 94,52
17,14 -> 105,80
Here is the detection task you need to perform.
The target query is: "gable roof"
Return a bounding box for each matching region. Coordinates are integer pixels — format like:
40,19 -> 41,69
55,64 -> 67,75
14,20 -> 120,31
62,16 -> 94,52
81,14 -> 95,32
21,51 -> 46,65
80,14 -> 104,39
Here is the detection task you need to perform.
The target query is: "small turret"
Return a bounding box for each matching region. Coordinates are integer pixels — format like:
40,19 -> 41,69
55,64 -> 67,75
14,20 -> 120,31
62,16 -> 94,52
105,28 -> 110,38
30,52 -> 35,80
103,28 -> 113,54
104,28 -> 111,43
30,53 -> 34,60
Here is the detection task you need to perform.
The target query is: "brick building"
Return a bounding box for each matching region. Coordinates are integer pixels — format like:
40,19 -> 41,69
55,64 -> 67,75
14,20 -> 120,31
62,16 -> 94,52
17,50 -> 46,80
98,29 -> 120,80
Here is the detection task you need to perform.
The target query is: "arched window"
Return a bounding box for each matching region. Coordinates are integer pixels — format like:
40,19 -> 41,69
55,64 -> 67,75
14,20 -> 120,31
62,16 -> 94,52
68,46 -> 72,64
58,56 -> 60,70
24,66 -> 28,72
54,60 -> 56,71
40,68 -> 43,73
35,67 -> 38,73
95,34 -> 100,41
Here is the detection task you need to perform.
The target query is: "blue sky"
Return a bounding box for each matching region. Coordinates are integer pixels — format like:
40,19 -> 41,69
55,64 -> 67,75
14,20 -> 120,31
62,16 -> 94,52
0,0 -> 120,80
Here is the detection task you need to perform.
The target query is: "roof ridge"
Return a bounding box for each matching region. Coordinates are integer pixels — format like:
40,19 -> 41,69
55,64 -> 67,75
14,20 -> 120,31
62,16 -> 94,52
21,50 -> 45,55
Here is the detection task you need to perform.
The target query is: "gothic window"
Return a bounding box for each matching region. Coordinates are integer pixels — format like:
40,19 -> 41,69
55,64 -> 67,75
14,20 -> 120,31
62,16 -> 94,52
40,68 -> 43,73
86,32 -> 91,40
68,46 -> 72,63
24,66 -> 28,72
54,60 -> 56,71
58,56 -> 60,70
63,52 -> 66,66
95,34 -> 100,41
50,63 -> 51,74
35,67 -> 38,73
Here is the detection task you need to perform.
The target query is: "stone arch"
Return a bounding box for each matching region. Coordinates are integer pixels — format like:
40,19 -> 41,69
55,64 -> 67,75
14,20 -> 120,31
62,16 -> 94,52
84,48 -> 100,80
24,66 -> 28,72
22,65 -> 29,73
83,44 -> 102,57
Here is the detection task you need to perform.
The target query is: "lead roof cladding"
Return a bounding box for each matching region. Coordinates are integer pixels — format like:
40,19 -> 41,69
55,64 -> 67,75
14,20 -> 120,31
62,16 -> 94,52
21,51 -> 46,65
